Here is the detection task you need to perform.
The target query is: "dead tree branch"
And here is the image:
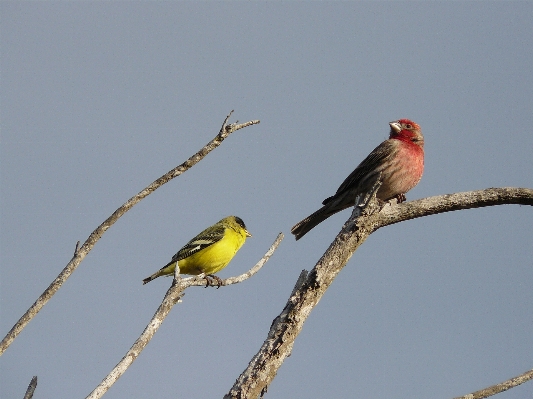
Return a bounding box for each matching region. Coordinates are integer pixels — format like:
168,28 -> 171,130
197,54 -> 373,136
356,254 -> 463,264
22,376 -> 37,399
0,112 -> 260,355
85,233 -> 283,399
453,367 -> 533,399
225,187 -> 533,399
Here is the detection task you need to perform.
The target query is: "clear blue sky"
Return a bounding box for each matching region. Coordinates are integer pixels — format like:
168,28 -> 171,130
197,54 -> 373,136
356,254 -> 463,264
1,2 -> 532,398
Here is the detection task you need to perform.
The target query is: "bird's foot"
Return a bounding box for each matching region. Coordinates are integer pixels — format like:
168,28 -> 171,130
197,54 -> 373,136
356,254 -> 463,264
204,274 -> 223,288
395,193 -> 407,203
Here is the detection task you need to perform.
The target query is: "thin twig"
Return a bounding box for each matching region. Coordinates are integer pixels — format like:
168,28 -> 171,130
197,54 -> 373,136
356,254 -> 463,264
453,367 -> 533,399
0,112 -> 260,355
185,233 -> 284,287
84,233 -> 282,399
22,376 -> 37,399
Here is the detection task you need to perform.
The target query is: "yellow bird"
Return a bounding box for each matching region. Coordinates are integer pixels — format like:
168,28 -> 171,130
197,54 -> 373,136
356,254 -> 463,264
142,216 -> 251,286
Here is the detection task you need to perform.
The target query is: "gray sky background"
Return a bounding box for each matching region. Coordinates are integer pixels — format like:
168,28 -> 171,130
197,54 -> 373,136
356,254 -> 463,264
1,3 -> 532,399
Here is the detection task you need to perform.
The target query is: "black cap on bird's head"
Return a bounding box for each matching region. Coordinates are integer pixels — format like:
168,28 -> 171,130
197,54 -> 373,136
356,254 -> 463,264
233,216 -> 252,237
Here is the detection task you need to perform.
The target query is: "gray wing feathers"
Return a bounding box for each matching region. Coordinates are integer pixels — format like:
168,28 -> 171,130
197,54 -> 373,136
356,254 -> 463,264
323,140 -> 394,205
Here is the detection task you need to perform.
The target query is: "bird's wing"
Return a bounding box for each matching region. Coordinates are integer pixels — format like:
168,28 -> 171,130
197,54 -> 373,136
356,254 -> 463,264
171,224 -> 226,262
324,140 -> 395,204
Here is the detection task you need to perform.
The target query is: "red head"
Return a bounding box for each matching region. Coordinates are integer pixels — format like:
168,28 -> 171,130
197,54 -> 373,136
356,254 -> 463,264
389,119 -> 424,148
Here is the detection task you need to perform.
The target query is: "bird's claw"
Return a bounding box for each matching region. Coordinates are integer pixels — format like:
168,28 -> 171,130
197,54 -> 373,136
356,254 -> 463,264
395,193 -> 406,203
204,274 -> 223,288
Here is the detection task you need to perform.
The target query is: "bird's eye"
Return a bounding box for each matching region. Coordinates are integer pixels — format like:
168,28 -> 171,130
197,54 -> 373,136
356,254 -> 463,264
405,124 -> 412,129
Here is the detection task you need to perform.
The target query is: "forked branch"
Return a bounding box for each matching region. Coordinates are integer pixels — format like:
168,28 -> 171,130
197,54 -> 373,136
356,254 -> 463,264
0,112 -> 260,355
225,187 -> 533,399
85,233 -> 283,399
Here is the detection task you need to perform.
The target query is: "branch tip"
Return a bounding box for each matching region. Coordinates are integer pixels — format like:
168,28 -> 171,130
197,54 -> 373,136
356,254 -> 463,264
23,376 -> 38,399
0,111 -> 259,355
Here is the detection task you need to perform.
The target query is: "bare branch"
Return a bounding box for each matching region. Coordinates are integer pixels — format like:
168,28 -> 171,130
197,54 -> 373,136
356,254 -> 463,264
0,112 -> 260,355
84,234 -> 282,399
289,270 -> 308,298
225,187 -> 532,399
225,198 -> 383,399
453,367 -> 533,399
85,281 -> 184,399
22,376 -> 37,399
374,187 -> 533,229
185,232 -> 284,287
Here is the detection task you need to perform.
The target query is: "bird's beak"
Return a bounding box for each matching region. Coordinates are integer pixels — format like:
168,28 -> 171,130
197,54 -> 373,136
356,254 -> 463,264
389,121 -> 402,133
245,230 -> 252,238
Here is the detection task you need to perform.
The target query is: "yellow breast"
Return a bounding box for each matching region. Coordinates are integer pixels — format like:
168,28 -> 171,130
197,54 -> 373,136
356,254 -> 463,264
177,227 -> 246,275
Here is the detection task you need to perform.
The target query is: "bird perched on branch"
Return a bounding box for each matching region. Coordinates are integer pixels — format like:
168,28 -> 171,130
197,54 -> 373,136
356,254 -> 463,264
143,216 -> 252,286
291,119 -> 424,240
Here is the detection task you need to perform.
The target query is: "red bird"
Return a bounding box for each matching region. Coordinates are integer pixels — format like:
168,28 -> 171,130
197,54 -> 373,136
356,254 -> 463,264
291,119 -> 424,240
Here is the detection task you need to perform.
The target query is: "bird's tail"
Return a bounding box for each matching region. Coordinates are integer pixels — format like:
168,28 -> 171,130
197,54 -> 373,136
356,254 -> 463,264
142,273 -> 158,285
142,261 -> 177,284
291,206 -> 337,240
